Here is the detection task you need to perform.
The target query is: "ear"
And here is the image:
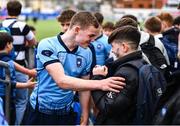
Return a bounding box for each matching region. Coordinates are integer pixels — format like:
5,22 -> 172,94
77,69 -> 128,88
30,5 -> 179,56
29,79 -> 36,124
144,28 -> 150,34
6,42 -> 11,49
74,26 -> 80,34
122,42 -> 129,53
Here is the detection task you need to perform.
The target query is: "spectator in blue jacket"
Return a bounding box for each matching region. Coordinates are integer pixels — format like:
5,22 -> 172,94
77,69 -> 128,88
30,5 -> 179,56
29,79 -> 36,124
0,32 -> 36,125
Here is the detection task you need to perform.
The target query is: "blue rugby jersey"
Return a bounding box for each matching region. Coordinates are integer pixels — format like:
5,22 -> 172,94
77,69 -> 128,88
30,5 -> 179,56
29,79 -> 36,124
91,34 -> 111,65
30,35 -> 92,113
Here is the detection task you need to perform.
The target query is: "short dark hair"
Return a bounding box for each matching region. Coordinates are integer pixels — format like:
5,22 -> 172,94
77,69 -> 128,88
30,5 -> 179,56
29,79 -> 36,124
121,14 -> 138,23
173,16 -> 180,26
0,32 -> 13,50
7,0 -> 22,16
103,22 -> 115,30
57,9 -> 76,23
108,25 -> 140,49
144,16 -> 162,33
94,12 -> 104,25
115,18 -> 138,29
69,11 -> 99,29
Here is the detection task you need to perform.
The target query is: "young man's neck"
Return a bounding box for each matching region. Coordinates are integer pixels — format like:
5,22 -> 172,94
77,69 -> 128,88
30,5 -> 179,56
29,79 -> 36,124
7,16 -> 18,19
119,49 -> 137,58
150,32 -> 161,36
96,29 -> 103,38
61,30 -> 77,51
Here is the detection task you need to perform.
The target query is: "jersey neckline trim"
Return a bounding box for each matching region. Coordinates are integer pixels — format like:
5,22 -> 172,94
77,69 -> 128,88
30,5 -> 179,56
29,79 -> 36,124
57,34 -> 79,54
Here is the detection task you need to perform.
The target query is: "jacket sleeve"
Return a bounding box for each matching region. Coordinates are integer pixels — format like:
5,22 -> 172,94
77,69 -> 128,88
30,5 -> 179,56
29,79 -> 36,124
92,67 -> 139,115
91,75 -> 107,106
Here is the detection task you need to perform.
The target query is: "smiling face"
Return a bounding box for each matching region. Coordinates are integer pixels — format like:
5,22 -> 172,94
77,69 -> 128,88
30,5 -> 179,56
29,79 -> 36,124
75,25 -> 100,48
66,11 -> 100,48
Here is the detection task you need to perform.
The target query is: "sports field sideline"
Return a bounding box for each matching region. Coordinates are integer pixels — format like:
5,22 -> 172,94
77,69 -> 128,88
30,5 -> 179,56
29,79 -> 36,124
27,19 -> 60,42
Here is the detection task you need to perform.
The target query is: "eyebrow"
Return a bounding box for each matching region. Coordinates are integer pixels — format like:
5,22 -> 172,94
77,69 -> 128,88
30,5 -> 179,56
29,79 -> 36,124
61,23 -> 70,25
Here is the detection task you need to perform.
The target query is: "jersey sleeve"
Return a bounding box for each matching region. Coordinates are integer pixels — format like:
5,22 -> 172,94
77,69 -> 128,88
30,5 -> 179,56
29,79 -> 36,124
37,39 -> 60,68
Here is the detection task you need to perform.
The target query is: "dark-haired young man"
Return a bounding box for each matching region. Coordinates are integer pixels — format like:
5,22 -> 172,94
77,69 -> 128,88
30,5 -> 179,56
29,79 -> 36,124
115,17 -> 169,67
57,9 -> 76,33
91,25 -> 143,124
102,21 -> 115,37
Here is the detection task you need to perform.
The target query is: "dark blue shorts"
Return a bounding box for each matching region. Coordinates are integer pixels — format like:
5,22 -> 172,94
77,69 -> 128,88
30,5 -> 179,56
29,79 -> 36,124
21,102 -> 77,125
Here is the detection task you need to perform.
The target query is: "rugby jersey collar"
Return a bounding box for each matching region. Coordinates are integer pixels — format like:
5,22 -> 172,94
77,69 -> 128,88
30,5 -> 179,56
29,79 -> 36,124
0,53 -> 11,62
57,34 -> 79,54
5,18 -> 17,20
94,33 -> 103,41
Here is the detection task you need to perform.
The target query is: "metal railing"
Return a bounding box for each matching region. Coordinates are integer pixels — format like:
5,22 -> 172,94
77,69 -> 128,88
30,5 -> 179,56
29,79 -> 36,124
0,60 -> 11,124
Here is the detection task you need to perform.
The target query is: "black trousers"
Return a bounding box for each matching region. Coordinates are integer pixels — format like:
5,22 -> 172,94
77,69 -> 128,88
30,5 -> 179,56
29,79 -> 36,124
21,102 -> 77,125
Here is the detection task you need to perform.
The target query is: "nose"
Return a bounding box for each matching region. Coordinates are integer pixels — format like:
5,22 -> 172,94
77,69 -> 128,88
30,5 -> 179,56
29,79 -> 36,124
64,26 -> 69,32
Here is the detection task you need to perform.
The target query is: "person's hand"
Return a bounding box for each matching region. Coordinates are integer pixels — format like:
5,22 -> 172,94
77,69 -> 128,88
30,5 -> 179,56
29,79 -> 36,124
28,69 -> 37,77
92,65 -> 108,76
26,78 -> 36,88
100,77 -> 125,92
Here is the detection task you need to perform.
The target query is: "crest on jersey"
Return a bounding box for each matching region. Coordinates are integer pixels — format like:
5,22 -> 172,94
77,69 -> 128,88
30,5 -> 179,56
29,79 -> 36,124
97,44 -> 101,49
76,58 -> 82,68
41,50 -> 53,57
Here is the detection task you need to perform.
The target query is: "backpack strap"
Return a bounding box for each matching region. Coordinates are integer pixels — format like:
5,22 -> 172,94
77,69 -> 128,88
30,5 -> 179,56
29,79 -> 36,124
0,23 -> 11,34
148,35 -> 155,45
117,59 -> 147,71
0,20 -> 17,33
8,20 -> 17,29
140,35 -> 155,49
8,20 -> 26,61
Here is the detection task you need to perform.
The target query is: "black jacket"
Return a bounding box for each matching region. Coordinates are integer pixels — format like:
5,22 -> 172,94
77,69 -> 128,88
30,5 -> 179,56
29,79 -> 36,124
92,51 -> 143,125
162,27 -> 180,44
153,71 -> 180,125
